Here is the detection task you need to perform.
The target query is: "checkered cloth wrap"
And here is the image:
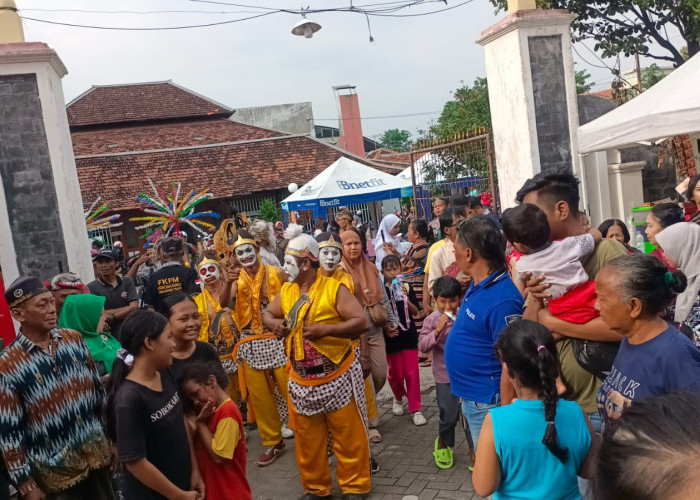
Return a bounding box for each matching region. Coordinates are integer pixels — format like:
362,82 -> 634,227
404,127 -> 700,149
289,354 -> 368,429
235,331 -> 288,370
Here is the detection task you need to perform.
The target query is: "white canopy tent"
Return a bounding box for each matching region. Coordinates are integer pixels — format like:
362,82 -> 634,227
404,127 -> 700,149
280,157 -> 411,221
578,52 -> 700,154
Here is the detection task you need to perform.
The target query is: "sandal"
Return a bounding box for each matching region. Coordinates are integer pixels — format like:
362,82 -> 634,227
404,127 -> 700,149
419,360 -> 432,367
433,437 -> 453,469
368,427 -> 383,443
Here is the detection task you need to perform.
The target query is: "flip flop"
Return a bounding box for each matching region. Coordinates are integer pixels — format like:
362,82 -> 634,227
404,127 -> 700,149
368,427 -> 383,443
433,438 -> 453,469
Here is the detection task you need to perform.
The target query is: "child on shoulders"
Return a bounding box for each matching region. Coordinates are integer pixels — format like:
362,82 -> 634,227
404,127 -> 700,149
502,203 -> 602,324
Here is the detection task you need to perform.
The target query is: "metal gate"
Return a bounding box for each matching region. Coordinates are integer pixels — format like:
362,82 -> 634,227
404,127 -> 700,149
408,131 -> 497,219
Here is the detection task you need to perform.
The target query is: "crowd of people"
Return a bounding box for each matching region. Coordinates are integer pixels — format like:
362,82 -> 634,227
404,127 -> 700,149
1,170 -> 699,500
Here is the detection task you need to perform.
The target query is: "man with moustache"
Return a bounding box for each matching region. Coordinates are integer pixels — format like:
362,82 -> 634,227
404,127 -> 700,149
220,229 -> 290,466
0,277 -> 112,500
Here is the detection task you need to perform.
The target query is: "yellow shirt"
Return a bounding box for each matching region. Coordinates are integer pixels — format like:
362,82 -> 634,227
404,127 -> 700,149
423,239 -> 446,274
194,288 -> 237,362
331,268 -> 355,294
233,262 -> 282,334
281,275 -> 352,364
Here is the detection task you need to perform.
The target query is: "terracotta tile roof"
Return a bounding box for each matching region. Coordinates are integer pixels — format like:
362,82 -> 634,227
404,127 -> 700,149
75,136 -> 394,212
67,81 -> 233,127
71,119 -> 284,155
583,89 -> 614,100
366,147 -> 424,168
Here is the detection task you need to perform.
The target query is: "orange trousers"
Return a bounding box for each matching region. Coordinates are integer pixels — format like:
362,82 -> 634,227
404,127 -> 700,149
293,398 -> 371,496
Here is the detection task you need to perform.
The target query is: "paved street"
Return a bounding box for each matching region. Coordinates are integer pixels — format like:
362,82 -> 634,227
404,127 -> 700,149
247,366 -> 485,500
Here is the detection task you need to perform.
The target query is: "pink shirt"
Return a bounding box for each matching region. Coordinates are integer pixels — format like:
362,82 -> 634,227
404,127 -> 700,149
418,310 -> 454,384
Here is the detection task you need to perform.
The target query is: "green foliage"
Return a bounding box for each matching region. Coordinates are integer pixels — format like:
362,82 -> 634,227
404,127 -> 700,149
377,128 -> 412,152
641,63 -> 668,89
430,78 -> 491,140
258,199 -> 280,223
488,0 -> 699,67
575,67 -> 593,93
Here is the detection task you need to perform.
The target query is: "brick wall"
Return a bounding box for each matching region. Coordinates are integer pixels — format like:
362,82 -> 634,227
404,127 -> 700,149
529,35 -> 573,173
0,74 -> 68,278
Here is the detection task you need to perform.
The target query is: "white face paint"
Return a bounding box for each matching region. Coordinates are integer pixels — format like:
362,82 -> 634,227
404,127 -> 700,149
319,247 -> 341,273
234,244 -> 257,268
283,255 -> 300,282
198,263 -> 221,285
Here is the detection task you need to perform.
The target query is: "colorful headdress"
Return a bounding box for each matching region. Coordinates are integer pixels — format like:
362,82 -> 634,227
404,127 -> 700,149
231,230 -> 257,252
84,197 -> 122,231
316,231 -> 343,251
130,179 -> 220,247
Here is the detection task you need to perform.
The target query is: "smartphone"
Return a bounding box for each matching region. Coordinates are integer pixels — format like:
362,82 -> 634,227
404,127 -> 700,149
380,230 -> 386,243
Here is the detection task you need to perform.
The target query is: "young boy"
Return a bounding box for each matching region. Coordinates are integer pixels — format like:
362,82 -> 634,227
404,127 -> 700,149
381,254 -> 425,426
418,276 -> 475,470
502,203 -> 602,324
181,362 -> 252,500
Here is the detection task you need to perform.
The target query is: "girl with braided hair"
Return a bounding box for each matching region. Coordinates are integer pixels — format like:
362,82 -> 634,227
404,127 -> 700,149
472,320 -> 595,499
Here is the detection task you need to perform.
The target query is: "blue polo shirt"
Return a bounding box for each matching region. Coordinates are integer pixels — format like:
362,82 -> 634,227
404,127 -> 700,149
445,270 -> 523,403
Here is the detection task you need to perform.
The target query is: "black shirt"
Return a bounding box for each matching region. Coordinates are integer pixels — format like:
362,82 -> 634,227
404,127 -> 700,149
170,341 -> 221,384
384,284 -> 419,354
114,368 -> 191,500
87,275 -> 138,335
143,263 -> 199,313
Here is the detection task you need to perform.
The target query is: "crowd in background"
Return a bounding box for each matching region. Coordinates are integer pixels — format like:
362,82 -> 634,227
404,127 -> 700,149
1,171 -> 700,500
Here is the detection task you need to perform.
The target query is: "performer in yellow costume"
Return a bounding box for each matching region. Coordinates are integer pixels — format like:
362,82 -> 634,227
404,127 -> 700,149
219,229 -> 290,467
316,232 -> 378,424
194,257 -> 240,402
263,230 -> 371,500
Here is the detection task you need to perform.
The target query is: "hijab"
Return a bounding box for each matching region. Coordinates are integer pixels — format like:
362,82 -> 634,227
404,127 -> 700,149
373,213 -> 401,270
341,229 -> 383,307
58,294 -> 121,375
656,222 -> 700,323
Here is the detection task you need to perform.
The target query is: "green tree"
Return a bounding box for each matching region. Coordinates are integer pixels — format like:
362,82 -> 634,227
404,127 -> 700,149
641,63 -> 668,89
258,199 -> 280,223
488,0 -> 699,67
377,128 -> 412,152
575,67 -> 593,93
430,77 -> 491,140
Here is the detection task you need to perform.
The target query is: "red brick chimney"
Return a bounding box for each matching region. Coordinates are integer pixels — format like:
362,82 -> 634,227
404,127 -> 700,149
334,85 -> 365,157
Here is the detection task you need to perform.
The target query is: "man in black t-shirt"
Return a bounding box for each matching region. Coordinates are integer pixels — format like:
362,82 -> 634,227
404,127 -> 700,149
143,237 -> 199,313
87,249 -> 138,336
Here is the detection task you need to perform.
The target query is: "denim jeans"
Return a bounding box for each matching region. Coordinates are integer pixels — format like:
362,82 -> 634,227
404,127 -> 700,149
461,393 -> 501,449
578,411 -> 602,499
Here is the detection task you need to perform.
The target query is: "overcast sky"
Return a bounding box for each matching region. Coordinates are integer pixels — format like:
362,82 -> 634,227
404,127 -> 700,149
18,0 -> 677,140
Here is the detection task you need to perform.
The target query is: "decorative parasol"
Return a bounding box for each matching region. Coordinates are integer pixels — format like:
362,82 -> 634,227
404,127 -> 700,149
84,198 -> 122,231
130,179 -> 220,247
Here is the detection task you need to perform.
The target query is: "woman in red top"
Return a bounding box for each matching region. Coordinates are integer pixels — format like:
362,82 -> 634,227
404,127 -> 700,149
181,362 -> 251,500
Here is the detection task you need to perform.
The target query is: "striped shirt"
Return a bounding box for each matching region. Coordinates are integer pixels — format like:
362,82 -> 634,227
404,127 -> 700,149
0,329 -> 110,493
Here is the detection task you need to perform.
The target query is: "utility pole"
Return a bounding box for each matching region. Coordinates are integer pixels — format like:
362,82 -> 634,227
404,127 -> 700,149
635,53 -> 643,93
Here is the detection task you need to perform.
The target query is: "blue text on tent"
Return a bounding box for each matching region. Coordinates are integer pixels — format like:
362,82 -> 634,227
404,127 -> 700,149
336,179 -> 387,190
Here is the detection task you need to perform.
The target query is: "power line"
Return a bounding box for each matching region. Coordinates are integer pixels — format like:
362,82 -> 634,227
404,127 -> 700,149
19,0 -> 471,31
21,9 -> 264,15
20,11 -> 278,30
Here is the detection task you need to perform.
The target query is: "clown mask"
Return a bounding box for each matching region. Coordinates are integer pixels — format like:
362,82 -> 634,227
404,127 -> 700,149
283,255 -> 300,282
198,262 -> 220,285
319,247 -> 341,273
234,244 -> 257,268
